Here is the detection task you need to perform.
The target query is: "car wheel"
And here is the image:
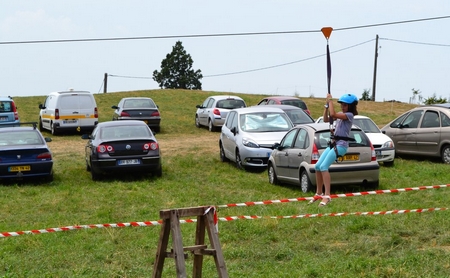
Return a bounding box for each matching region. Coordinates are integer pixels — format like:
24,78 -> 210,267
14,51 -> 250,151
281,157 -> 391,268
367,180 -> 379,190
39,118 -> 44,132
208,120 -> 216,132
195,115 -> 201,128
235,149 -> 244,170
441,145 -> 450,164
51,122 -> 57,135
268,163 -> 278,185
300,169 -> 313,193
86,159 -> 91,171
384,160 -> 394,167
154,167 -> 162,177
220,143 -> 229,162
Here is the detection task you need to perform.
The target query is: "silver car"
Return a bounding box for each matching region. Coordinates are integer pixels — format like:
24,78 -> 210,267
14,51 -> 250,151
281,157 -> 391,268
268,123 -> 380,193
219,106 -> 294,170
381,104 -> 450,163
196,95 -> 246,132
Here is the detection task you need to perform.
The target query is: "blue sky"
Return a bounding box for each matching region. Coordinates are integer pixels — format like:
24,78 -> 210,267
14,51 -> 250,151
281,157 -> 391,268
1,1 -> 449,103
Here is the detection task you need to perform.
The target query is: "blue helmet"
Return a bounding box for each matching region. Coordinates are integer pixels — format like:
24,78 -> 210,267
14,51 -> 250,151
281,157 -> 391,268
337,94 -> 358,105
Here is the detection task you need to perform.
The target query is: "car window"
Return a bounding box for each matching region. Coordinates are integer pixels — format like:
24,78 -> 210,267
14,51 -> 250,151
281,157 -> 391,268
267,100 -> 276,105
294,128 -> 309,149
0,101 -> 12,112
280,100 -> 307,110
100,125 -> 151,139
231,112 -> 238,129
421,111 -> 440,128
225,111 -> 235,129
206,98 -> 215,108
201,98 -> 210,107
216,99 -> 245,109
240,112 -> 292,132
389,113 -> 408,128
315,129 -> 368,149
280,129 -> 297,149
353,118 -> 380,133
258,99 -> 268,105
441,112 -> 450,127
0,130 -> 43,145
402,110 -> 423,128
286,110 -> 314,124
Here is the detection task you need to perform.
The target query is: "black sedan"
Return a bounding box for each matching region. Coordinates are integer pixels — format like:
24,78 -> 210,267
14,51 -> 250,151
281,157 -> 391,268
82,120 -> 162,180
112,97 -> 161,133
0,123 -> 53,181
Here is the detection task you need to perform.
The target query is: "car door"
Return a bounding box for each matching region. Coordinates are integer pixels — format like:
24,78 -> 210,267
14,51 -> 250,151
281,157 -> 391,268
272,128 -> 298,179
286,128 -> 310,181
221,111 -> 237,160
392,110 -> 423,154
415,110 -> 441,155
198,97 -> 213,126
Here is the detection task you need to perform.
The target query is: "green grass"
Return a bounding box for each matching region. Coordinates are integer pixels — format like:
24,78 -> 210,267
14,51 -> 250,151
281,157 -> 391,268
0,90 -> 449,277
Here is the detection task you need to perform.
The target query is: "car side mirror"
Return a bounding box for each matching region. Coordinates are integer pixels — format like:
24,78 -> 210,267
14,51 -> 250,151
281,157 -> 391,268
196,105 -> 202,108
39,104 -> 45,109
231,127 -> 237,135
81,134 -> 91,139
44,137 -> 52,142
272,142 -> 280,150
111,105 -> 119,109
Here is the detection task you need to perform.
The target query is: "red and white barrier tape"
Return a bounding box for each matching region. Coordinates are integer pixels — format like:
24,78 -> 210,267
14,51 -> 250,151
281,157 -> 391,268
217,184 -> 450,208
1,207 -> 447,238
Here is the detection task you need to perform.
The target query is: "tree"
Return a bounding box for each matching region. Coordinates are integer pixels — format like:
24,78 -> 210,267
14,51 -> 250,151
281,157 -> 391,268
153,41 -> 203,90
423,94 -> 448,105
360,89 -> 371,101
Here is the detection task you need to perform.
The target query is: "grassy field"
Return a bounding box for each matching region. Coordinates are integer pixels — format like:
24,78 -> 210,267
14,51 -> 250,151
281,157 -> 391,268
1,89 -> 449,277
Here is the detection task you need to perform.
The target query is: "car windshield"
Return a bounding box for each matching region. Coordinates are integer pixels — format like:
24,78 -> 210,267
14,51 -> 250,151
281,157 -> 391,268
216,99 -> 245,109
240,112 -> 292,132
353,118 -> 381,133
285,110 -> 313,124
0,130 -> 43,146
123,99 -> 156,109
100,125 -> 151,139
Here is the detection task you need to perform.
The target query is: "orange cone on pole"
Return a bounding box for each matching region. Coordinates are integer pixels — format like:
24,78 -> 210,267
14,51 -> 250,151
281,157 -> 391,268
321,27 -> 333,40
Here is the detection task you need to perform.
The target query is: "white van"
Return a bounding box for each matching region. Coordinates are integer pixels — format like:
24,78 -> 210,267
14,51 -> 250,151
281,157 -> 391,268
39,90 -> 98,134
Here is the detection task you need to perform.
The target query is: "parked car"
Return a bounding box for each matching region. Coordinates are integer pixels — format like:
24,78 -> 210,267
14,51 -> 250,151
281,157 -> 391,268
0,96 -> 19,127
38,90 -> 98,135
112,97 -> 161,133
196,95 -> 246,131
263,105 -> 314,125
268,123 -> 379,193
82,120 -> 162,180
256,96 -> 310,115
316,115 -> 395,166
219,106 -> 294,170
381,104 -> 450,163
0,122 -> 53,181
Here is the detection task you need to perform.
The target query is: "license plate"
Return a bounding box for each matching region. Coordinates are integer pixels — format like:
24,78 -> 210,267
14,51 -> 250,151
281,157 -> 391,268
0,117 -> 7,121
376,151 -> 381,158
63,120 -> 78,124
341,154 -> 359,161
118,159 -> 140,165
9,165 -> 31,172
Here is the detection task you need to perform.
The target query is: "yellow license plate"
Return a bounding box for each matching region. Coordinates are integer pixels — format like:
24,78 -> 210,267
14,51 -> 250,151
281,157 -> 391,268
341,154 -> 359,161
9,165 -> 31,172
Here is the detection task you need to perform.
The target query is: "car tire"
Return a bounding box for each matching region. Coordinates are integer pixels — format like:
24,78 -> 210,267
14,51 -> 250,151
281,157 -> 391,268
195,115 -> 201,128
384,160 -> 394,167
86,159 -> 91,171
441,145 -> 450,164
90,162 -> 100,181
235,149 -> 244,170
154,167 -> 162,177
220,143 -> 229,162
51,122 -> 58,135
300,169 -> 313,193
39,118 -> 44,132
367,180 -> 379,190
268,163 -> 278,185
208,119 -> 216,132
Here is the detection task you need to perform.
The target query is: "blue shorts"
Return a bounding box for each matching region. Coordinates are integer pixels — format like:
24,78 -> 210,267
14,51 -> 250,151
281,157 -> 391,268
314,146 -> 348,172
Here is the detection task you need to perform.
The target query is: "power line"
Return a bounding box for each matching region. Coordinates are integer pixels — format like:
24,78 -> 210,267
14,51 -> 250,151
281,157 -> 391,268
0,15 -> 449,45
380,38 -> 450,47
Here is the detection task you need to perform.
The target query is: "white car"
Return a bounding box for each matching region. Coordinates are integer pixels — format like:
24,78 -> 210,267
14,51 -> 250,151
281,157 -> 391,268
316,115 -> 395,166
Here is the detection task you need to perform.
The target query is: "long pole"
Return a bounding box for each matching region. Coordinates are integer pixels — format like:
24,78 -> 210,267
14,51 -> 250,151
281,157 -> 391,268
321,27 -> 333,128
371,34 -> 379,101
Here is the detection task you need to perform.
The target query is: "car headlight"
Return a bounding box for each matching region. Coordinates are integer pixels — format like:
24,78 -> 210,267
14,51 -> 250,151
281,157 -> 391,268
383,140 -> 394,148
242,138 -> 260,148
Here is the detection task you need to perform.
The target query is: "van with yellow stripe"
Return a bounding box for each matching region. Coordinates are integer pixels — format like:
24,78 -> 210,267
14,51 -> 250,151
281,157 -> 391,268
38,90 -> 98,135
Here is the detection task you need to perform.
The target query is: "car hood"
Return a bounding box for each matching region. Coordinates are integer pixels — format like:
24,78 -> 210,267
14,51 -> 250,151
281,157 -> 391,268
242,131 -> 288,146
365,132 -> 392,144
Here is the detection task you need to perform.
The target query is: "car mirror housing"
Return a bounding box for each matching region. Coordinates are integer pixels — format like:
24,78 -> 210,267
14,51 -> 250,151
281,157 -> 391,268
111,105 -> 119,109
230,127 -> 237,135
272,143 -> 280,150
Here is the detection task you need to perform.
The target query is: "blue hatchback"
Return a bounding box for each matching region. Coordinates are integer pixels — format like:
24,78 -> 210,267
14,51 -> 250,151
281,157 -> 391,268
0,96 -> 20,127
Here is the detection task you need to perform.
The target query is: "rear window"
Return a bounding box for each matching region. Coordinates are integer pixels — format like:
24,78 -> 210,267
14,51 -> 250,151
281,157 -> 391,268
123,99 -> 156,108
100,125 -> 152,139
315,129 -> 370,149
280,100 -> 307,110
216,99 -> 246,109
0,101 -> 12,112
60,95 -> 95,109
0,130 -> 43,146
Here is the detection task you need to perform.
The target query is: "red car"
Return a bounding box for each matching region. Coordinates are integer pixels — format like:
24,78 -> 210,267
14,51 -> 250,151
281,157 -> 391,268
257,96 -> 310,115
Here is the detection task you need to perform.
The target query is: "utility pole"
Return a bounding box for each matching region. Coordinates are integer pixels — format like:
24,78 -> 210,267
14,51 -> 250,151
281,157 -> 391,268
371,34 -> 379,101
103,73 -> 108,93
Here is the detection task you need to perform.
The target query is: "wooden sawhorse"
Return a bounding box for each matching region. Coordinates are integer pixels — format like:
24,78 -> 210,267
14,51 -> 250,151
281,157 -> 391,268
152,206 -> 228,278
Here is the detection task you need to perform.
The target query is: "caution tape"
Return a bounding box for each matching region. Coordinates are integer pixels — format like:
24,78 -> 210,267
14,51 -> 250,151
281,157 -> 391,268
216,184 -> 450,208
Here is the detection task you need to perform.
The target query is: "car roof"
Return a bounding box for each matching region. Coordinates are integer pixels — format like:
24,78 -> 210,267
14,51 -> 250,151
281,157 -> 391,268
295,122 -> 362,132
0,96 -> 14,101
120,97 -> 154,100
209,95 -> 244,100
262,104 -> 304,111
97,120 -> 149,127
233,106 -> 286,114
